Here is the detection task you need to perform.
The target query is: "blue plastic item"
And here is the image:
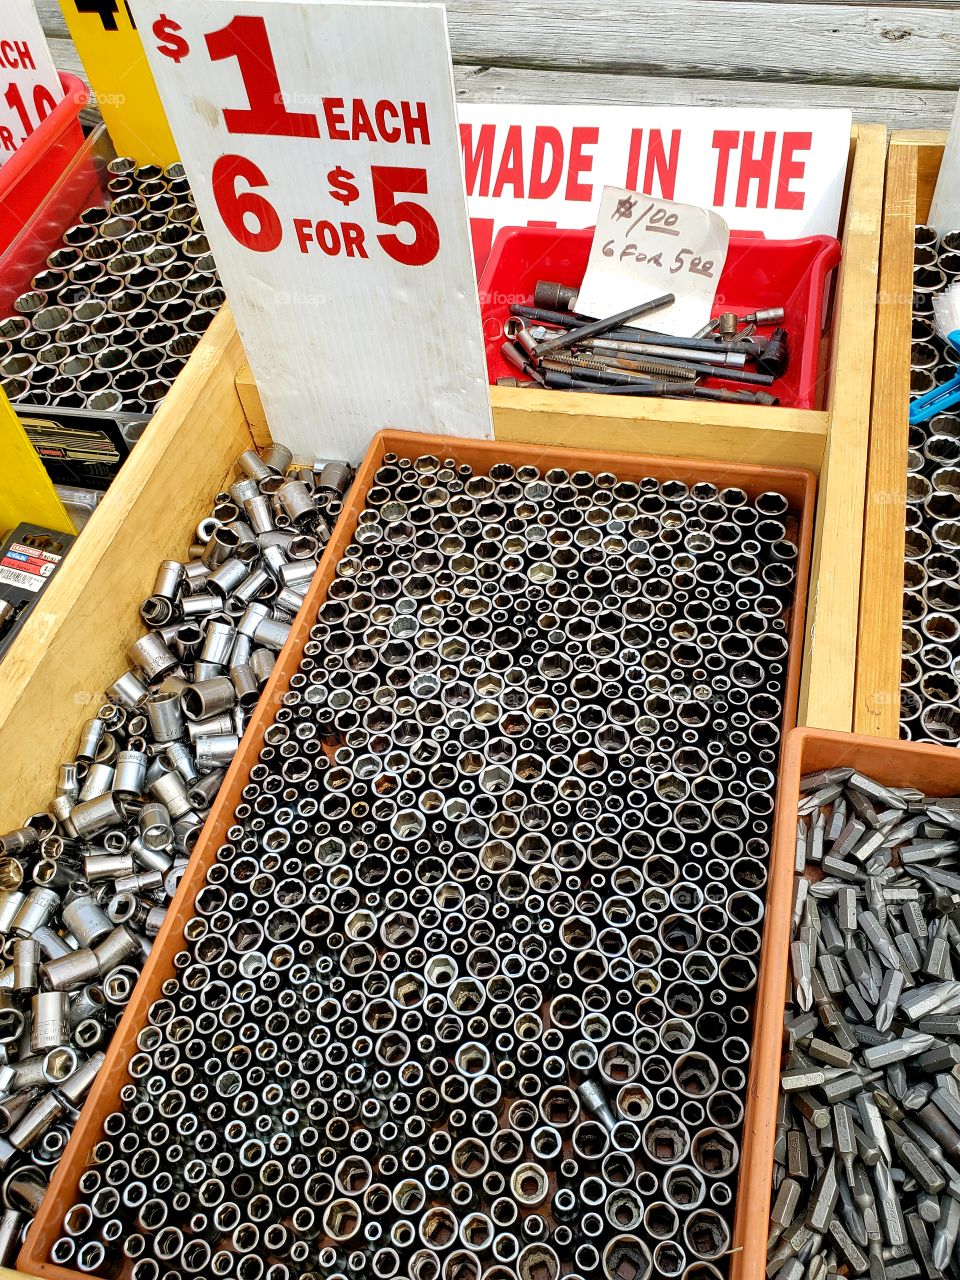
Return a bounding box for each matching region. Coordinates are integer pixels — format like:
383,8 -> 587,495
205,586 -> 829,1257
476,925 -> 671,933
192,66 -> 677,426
909,326 -> 960,424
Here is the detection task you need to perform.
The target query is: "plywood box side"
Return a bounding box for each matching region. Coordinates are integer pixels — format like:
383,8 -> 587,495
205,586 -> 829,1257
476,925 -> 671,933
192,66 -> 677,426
799,123 -> 886,732
0,308 -> 253,830
234,366 -> 828,474
234,365 -> 272,450
891,129 -> 946,223
492,387 -> 828,473
891,130 -> 948,149
855,142 -> 920,738
916,142 -> 946,223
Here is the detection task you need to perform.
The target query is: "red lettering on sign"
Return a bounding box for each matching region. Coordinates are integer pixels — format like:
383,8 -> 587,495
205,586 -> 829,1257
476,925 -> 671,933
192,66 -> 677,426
529,127 -> 563,200
460,123 -> 495,197
372,165 -> 440,266
351,98 -> 376,142
15,41 -> 34,70
625,129 -> 642,191
323,98 -> 349,141
736,130 -> 776,208
376,101 -> 401,143
624,129 -> 679,197
566,128 -> 597,202
711,131 -> 740,205
401,101 -> 429,145
206,15 -> 321,139
776,131 -> 811,210
470,217 -> 494,274
644,130 -> 680,200
294,217 -> 313,252
493,126 -> 524,198
341,222 -> 368,257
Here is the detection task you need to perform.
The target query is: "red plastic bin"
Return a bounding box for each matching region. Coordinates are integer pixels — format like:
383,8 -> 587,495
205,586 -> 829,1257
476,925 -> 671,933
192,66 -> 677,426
0,119 -> 109,318
479,226 -> 841,410
0,72 -> 89,255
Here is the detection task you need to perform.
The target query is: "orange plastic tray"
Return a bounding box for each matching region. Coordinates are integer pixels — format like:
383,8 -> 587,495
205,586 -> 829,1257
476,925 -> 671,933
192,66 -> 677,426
21,430 -> 816,1279
733,727 -> 960,1280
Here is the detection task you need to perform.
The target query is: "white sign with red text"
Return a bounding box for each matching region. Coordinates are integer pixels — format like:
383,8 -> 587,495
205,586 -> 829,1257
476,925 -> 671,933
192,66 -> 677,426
0,1 -> 63,164
459,104 -> 851,273
131,0 -> 491,461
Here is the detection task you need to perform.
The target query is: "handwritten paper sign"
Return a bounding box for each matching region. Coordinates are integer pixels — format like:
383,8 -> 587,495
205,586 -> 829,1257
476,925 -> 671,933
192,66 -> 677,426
576,187 -> 729,338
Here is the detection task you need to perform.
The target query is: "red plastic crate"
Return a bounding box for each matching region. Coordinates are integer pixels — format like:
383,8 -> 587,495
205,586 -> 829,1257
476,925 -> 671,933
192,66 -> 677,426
479,226 -> 841,410
0,73 -> 89,254
0,117 -> 110,318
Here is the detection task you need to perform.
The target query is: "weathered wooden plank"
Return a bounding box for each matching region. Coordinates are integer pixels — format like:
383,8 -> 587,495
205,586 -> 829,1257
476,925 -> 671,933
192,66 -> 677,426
739,0 -> 957,6
40,0 -> 959,106
48,45 -> 957,133
799,123 -> 887,731
36,0 -> 70,41
47,36 -> 85,80
855,140 -> 921,738
455,65 -> 957,131
402,1 -> 960,88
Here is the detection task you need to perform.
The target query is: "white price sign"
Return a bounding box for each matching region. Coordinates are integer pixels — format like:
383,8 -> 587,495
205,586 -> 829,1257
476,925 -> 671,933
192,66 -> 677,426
130,0 -> 491,461
0,1 -> 63,164
459,104 -> 852,274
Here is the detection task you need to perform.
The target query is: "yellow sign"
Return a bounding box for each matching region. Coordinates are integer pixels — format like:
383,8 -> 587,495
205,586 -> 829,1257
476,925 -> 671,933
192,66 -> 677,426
57,0 -> 177,166
0,390 -> 75,537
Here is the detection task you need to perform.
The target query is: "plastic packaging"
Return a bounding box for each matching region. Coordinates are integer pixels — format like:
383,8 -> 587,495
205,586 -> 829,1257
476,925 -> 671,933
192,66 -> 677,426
0,73 -> 90,257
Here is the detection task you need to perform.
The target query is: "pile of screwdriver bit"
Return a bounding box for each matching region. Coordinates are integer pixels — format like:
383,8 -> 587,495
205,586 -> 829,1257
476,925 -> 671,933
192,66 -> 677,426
0,444 -> 351,1263
902,223 -> 960,743
496,278 -> 788,406
47,448 -> 800,1280
0,157 -> 222,415
774,765 -> 960,1280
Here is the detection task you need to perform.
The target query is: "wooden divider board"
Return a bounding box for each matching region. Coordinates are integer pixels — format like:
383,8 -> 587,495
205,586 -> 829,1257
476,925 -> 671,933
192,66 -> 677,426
854,130 -> 946,739
235,363 -> 829,473
797,122 -> 886,731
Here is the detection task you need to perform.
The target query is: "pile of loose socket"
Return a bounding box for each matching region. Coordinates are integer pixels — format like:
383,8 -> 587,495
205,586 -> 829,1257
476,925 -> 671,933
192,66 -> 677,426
0,443 -> 352,1264
772,765 -> 960,1280
49,452 -> 800,1280
0,157 -> 223,416
902,226 -> 960,742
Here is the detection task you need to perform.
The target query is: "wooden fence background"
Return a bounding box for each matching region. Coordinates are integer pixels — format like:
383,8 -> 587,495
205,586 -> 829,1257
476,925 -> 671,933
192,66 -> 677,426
36,0 -> 959,131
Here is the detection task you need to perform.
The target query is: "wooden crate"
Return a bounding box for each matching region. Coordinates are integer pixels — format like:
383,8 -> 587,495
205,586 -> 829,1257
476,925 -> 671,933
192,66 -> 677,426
237,123 -> 887,735
856,129 -> 947,738
0,305 -> 260,833
21,431 -> 817,1280
735,725 -> 960,1280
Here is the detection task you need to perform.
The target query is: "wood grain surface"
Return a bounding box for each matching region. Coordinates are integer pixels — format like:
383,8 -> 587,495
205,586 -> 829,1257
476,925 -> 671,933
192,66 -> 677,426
37,0 -> 959,130
799,123 -> 887,732
456,65 -> 956,130
854,137 -> 928,738
384,0 -> 959,87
